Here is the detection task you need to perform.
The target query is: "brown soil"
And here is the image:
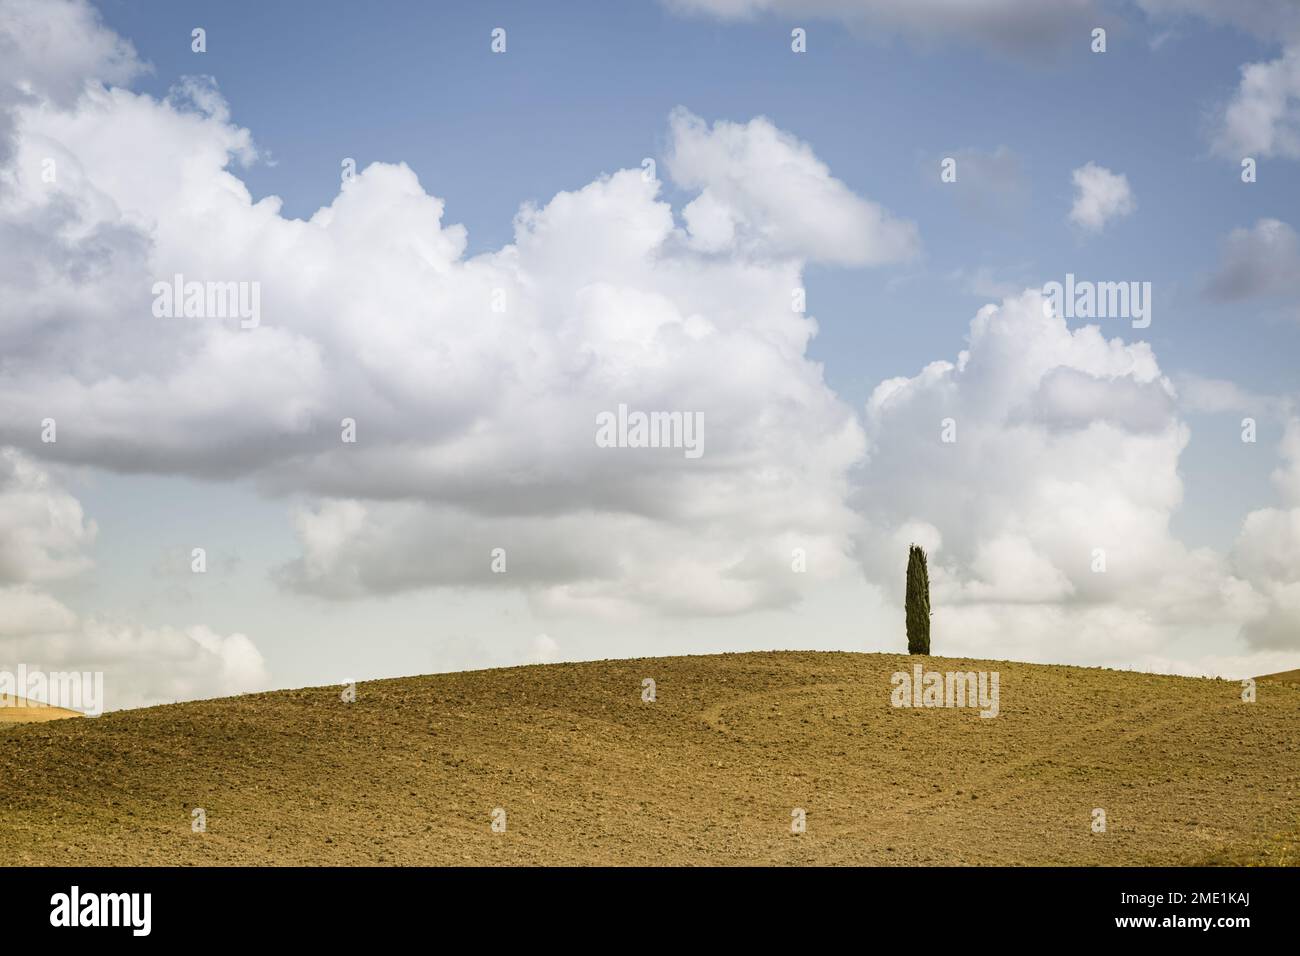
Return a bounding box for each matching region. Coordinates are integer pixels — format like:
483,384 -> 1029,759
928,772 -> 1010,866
0,651 -> 1296,865
1259,668 -> 1300,686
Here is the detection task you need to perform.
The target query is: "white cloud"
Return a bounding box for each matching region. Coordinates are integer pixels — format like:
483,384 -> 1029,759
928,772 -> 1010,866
1231,417 -> 1300,649
0,451 -> 269,709
1206,218 -> 1300,303
1213,46 -> 1300,160
663,0 -> 1104,59
530,633 -> 560,664
857,289 -> 1296,671
0,585 -> 78,636
0,0 -> 141,107
276,497 -> 861,617
1067,162 -> 1135,233
1174,373 -> 1268,415
0,448 -> 96,582
0,10 -> 883,619
0,609 -> 272,711
666,109 -> 920,265
1133,4 -> 1300,162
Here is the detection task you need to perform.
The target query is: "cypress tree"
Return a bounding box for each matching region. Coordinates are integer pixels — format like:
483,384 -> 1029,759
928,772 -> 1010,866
906,544 -> 931,655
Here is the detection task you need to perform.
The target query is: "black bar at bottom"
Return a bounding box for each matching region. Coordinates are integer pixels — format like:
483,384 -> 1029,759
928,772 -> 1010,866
0,866 -> 1277,940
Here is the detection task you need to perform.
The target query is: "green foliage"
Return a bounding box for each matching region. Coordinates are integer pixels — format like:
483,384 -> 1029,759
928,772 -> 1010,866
906,544 -> 931,655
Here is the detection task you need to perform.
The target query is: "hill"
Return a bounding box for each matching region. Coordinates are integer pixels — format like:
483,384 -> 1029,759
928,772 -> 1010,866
0,652 -> 1296,865
1260,668 -> 1300,686
0,694 -> 85,724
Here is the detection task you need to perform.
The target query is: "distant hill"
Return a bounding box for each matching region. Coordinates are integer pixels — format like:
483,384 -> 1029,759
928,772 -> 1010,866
1259,669 -> 1300,686
0,694 -> 85,724
0,651 -> 1296,865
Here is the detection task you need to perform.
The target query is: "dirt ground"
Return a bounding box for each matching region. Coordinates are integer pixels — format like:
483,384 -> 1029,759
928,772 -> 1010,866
1,651 -> 1296,865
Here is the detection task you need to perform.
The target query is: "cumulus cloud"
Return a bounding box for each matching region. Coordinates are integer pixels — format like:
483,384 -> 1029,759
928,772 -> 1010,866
0,4 -> 888,620
0,448 -> 96,582
666,109 -> 920,265
1212,46 -> 1300,160
1231,417 -> 1300,649
275,497 -> 861,617
0,0 -> 141,174
1206,218 -> 1300,304
663,0 -> 1104,59
0,585 -> 79,636
0,605 -> 270,710
856,289 -> 1294,670
0,0 -> 141,106
1174,373 -> 1269,415
0,0 -> 139,95
1067,162 -> 1135,233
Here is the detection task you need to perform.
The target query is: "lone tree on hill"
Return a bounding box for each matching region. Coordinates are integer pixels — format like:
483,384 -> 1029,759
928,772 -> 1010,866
906,544 -> 931,655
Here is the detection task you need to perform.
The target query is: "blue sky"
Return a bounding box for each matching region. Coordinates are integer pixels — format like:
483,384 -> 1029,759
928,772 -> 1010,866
3,0 -> 1300,707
